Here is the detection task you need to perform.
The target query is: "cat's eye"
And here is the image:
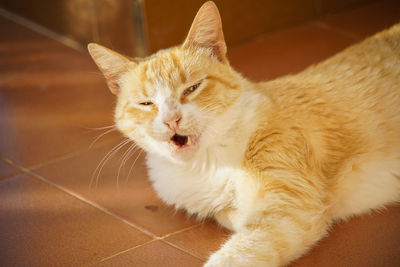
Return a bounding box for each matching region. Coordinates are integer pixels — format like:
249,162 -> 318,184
183,82 -> 201,96
140,102 -> 153,106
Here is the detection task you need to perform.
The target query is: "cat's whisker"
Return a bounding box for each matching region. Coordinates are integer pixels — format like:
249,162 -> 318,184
123,147 -> 141,183
95,139 -> 131,188
89,127 -> 117,148
116,142 -> 138,189
126,149 -> 144,182
90,139 -> 131,189
202,124 -> 219,139
84,70 -> 107,77
86,124 -> 116,131
201,102 -> 219,109
203,105 -> 219,112
115,142 -> 133,189
199,103 -> 220,113
91,140 -> 123,189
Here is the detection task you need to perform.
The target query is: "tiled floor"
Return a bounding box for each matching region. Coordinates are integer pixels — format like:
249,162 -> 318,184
1,1 -> 400,266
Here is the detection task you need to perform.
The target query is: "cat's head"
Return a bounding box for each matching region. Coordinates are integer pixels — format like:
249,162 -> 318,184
88,1 -> 243,163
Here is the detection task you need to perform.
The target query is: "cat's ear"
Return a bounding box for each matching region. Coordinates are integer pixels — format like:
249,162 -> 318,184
88,43 -> 136,95
183,1 -> 227,62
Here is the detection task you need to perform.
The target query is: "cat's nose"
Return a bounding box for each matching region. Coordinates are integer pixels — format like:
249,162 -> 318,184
164,115 -> 181,131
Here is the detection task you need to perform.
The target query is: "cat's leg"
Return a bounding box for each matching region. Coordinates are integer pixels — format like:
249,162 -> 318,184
205,178 -> 331,267
205,229 -> 283,267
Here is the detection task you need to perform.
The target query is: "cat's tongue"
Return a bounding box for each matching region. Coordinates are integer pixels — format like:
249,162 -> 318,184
170,134 -> 191,149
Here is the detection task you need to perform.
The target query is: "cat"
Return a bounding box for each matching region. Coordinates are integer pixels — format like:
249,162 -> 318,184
88,1 -> 400,266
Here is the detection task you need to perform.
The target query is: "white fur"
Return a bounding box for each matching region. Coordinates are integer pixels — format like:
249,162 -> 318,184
147,88 -> 263,222
331,153 -> 400,219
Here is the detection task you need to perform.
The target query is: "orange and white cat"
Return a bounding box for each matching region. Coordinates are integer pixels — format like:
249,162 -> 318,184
88,2 -> 400,266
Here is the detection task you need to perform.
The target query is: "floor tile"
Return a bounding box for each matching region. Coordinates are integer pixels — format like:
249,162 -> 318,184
322,0 -> 400,39
291,205 -> 400,267
0,174 -> 152,267
0,15 -> 118,168
92,240 -> 203,267
164,220 -> 231,260
34,142 -> 199,237
0,157 -> 19,180
228,22 -> 356,82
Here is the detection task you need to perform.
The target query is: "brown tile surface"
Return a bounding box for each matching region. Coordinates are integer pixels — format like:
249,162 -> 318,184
34,142 -> 199,237
0,15 -> 118,168
291,205 -> 400,267
164,221 -> 231,260
228,22 -> 356,82
322,0 -> 400,39
93,240 -> 204,267
0,174 -> 152,267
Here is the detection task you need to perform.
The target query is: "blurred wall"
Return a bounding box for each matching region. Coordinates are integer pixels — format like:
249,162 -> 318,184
0,0 -> 137,56
143,0 -> 374,54
0,0 -> 373,56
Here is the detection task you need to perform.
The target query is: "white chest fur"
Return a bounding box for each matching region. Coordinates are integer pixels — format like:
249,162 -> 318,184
146,153 -> 238,218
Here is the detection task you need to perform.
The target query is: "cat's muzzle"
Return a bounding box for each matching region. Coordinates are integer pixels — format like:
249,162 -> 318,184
169,134 -> 193,150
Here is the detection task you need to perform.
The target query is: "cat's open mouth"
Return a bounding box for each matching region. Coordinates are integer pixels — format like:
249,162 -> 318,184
169,134 -> 193,150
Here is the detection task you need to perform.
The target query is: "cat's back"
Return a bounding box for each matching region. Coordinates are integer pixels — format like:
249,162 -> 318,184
246,24 -> 400,218
313,23 -> 400,108
257,23 -> 400,151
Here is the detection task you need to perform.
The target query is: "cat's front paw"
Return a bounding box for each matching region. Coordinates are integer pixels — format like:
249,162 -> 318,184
204,252 -> 234,267
204,251 -> 265,267
204,249 -> 275,267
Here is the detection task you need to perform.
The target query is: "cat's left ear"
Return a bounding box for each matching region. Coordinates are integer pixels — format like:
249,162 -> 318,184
88,43 -> 136,95
183,1 -> 227,62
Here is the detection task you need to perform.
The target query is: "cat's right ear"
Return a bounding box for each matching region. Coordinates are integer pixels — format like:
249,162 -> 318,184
183,1 -> 227,62
88,43 -> 135,95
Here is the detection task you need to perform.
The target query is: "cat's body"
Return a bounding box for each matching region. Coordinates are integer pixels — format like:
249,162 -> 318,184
89,2 -> 400,266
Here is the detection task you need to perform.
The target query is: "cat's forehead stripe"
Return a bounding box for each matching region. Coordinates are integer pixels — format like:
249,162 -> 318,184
169,52 -> 187,84
138,50 -> 190,97
140,64 -> 149,97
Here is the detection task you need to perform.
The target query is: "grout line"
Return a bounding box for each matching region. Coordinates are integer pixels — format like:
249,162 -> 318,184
159,222 -> 204,239
27,149 -> 98,171
0,137 -> 117,179
161,239 -> 206,261
0,8 -> 85,53
0,172 -> 19,181
89,214 -> 205,265
0,155 -> 24,173
13,162 -> 158,239
0,155 -> 18,166
2,153 -> 206,264
157,222 -> 212,261
27,137 -> 118,171
88,239 -> 159,266
88,223 -> 206,265
90,228 -> 208,266
84,205 -> 206,264
0,156 -> 21,180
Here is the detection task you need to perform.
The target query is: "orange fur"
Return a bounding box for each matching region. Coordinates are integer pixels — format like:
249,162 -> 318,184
89,2 -> 400,266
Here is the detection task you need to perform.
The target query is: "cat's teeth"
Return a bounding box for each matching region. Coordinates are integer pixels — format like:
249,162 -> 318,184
172,142 -> 180,150
187,136 -> 192,146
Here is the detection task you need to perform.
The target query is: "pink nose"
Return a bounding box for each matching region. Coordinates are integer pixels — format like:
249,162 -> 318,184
164,116 -> 181,130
